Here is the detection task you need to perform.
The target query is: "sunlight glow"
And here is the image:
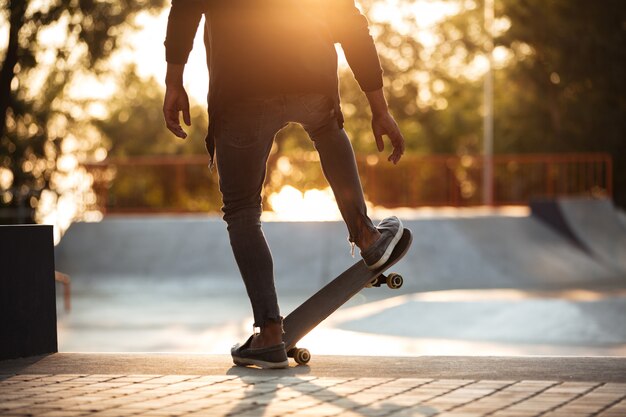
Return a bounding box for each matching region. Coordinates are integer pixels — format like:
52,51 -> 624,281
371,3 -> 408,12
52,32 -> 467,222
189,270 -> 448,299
370,0 -> 459,33
263,185 -> 342,222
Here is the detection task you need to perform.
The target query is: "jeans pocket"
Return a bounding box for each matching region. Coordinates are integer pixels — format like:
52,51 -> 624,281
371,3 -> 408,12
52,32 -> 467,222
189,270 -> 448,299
219,99 -> 267,149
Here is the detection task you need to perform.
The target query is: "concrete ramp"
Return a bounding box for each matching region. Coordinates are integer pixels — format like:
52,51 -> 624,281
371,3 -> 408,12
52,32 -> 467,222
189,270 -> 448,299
55,214 -> 621,293
531,198 -> 626,273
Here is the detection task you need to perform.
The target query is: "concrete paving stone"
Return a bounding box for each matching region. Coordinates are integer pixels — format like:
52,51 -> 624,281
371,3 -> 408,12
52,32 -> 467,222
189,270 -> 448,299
596,383 -> 626,393
341,378 -> 394,386
66,401 -> 120,412
449,384 -> 504,397
5,406 -> 60,415
580,392 -> 625,400
73,376 -> 118,382
300,384 -> 349,394
33,376 -> 83,383
40,384 -> 80,393
274,391 -> 302,400
379,395 -> 423,407
108,376 -> 162,383
386,405 -> 440,416
502,385 -> 551,393
359,384 -> 410,394
86,382 -> 134,390
327,385 -> 368,394
453,404 -> 502,414
0,401 -> 39,410
327,397 -> 374,409
343,394 -> 389,405
544,386 -> 598,394
523,393 -> 575,401
0,393 -> 32,401
598,412 -> 626,417
405,387 -> 453,395
490,412 -> 538,417
141,402 -> 205,413
556,405 -> 605,414
4,375 -> 51,381
96,387 -> 150,395
436,388 -> 497,398
465,381 -> 514,390
36,410 -> 89,417
336,411 -> 374,417
381,378 -> 433,387
136,376 -> 199,385
301,390 -> 345,401
82,409 -> 144,417
570,394 -> 620,404
2,413 -> 34,417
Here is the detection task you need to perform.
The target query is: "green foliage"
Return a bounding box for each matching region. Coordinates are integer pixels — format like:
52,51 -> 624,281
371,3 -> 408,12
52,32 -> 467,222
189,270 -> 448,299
95,67 -> 208,157
0,0 -> 165,226
496,0 -> 626,205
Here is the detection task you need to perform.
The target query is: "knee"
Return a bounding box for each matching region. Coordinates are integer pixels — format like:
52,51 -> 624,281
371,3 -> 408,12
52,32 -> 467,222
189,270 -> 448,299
222,203 -> 262,232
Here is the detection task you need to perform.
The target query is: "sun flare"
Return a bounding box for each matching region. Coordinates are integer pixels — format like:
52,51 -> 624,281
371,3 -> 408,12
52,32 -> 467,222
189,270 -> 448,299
263,185 -> 342,222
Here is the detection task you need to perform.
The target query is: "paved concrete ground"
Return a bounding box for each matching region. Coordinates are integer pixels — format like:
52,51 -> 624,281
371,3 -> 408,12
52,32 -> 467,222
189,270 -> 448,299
1,354 -> 625,416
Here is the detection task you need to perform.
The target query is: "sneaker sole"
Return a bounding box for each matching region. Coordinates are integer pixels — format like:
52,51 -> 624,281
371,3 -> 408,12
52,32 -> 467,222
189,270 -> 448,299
233,357 -> 289,369
366,222 -> 404,270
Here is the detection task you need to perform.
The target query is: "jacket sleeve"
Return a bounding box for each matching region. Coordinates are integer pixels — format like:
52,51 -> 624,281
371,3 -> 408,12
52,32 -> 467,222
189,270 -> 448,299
164,0 -> 205,64
329,0 -> 383,92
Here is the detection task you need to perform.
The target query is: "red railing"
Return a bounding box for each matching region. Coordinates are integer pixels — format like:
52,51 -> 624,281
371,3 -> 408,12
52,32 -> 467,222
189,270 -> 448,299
84,152 -> 612,214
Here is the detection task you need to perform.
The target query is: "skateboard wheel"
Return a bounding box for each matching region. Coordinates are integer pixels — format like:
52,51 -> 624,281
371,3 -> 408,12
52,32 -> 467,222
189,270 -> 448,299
386,273 -> 403,289
294,348 -> 311,365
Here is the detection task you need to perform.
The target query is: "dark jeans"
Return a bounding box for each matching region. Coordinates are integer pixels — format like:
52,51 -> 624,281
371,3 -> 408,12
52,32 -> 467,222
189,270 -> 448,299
215,93 -> 376,328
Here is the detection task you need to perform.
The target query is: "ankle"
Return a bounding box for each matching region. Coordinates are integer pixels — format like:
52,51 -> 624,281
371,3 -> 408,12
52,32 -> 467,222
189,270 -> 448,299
251,320 -> 283,348
356,227 -> 381,252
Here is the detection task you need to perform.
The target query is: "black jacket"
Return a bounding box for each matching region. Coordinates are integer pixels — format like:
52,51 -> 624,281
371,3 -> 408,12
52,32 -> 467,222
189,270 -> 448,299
164,0 -> 383,166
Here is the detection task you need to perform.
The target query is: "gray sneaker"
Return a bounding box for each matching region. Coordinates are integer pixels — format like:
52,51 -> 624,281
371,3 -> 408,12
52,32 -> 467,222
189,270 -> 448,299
361,216 -> 404,270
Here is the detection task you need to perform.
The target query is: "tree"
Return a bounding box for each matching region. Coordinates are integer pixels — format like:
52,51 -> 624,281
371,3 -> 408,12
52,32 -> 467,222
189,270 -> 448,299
497,0 -> 626,205
0,0 -> 165,234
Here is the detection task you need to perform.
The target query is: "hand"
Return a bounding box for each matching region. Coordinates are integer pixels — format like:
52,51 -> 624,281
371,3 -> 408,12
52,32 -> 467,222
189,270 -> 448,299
163,84 -> 191,139
372,111 -> 405,164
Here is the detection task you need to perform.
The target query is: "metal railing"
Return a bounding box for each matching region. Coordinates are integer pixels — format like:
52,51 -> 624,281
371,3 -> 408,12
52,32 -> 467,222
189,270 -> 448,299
83,152 -> 612,214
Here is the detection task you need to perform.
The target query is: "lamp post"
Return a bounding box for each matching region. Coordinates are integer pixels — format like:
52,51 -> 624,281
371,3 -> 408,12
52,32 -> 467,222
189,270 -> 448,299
483,0 -> 494,206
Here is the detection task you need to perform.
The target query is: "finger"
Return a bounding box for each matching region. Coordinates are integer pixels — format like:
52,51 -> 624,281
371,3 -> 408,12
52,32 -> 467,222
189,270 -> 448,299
165,113 -> 187,139
374,131 -> 384,152
183,105 -> 191,127
167,124 -> 187,139
164,107 -> 179,126
388,128 -> 405,156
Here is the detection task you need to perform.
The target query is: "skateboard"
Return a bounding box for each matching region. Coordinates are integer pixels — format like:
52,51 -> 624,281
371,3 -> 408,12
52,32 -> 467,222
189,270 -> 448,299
283,228 -> 413,365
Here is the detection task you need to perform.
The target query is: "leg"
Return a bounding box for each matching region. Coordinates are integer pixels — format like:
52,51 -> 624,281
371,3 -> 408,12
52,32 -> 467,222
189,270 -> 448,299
215,97 -> 285,340
295,94 -> 380,251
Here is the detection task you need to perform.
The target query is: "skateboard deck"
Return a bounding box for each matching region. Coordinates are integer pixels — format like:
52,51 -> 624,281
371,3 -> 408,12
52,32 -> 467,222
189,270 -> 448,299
283,228 -> 413,364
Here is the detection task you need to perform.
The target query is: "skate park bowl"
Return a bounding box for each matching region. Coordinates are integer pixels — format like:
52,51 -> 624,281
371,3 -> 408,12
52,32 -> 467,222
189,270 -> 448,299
531,197 -> 626,274
53,198 -> 626,356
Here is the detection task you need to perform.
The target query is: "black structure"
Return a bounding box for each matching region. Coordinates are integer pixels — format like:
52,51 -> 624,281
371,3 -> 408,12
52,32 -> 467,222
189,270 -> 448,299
0,225 -> 58,360
530,198 -> 587,251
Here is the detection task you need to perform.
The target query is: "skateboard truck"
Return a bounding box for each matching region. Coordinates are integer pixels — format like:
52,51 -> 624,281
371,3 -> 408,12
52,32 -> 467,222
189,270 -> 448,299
365,272 -> 404,289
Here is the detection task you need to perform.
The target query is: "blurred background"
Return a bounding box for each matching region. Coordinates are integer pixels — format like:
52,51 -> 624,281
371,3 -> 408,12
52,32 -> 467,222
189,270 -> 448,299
1,0 -> 625,356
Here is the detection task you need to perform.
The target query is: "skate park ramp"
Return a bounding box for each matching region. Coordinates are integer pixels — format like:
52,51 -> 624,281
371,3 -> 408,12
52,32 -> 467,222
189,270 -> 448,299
55,211 -> 622,294
531,198 -> 626,274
